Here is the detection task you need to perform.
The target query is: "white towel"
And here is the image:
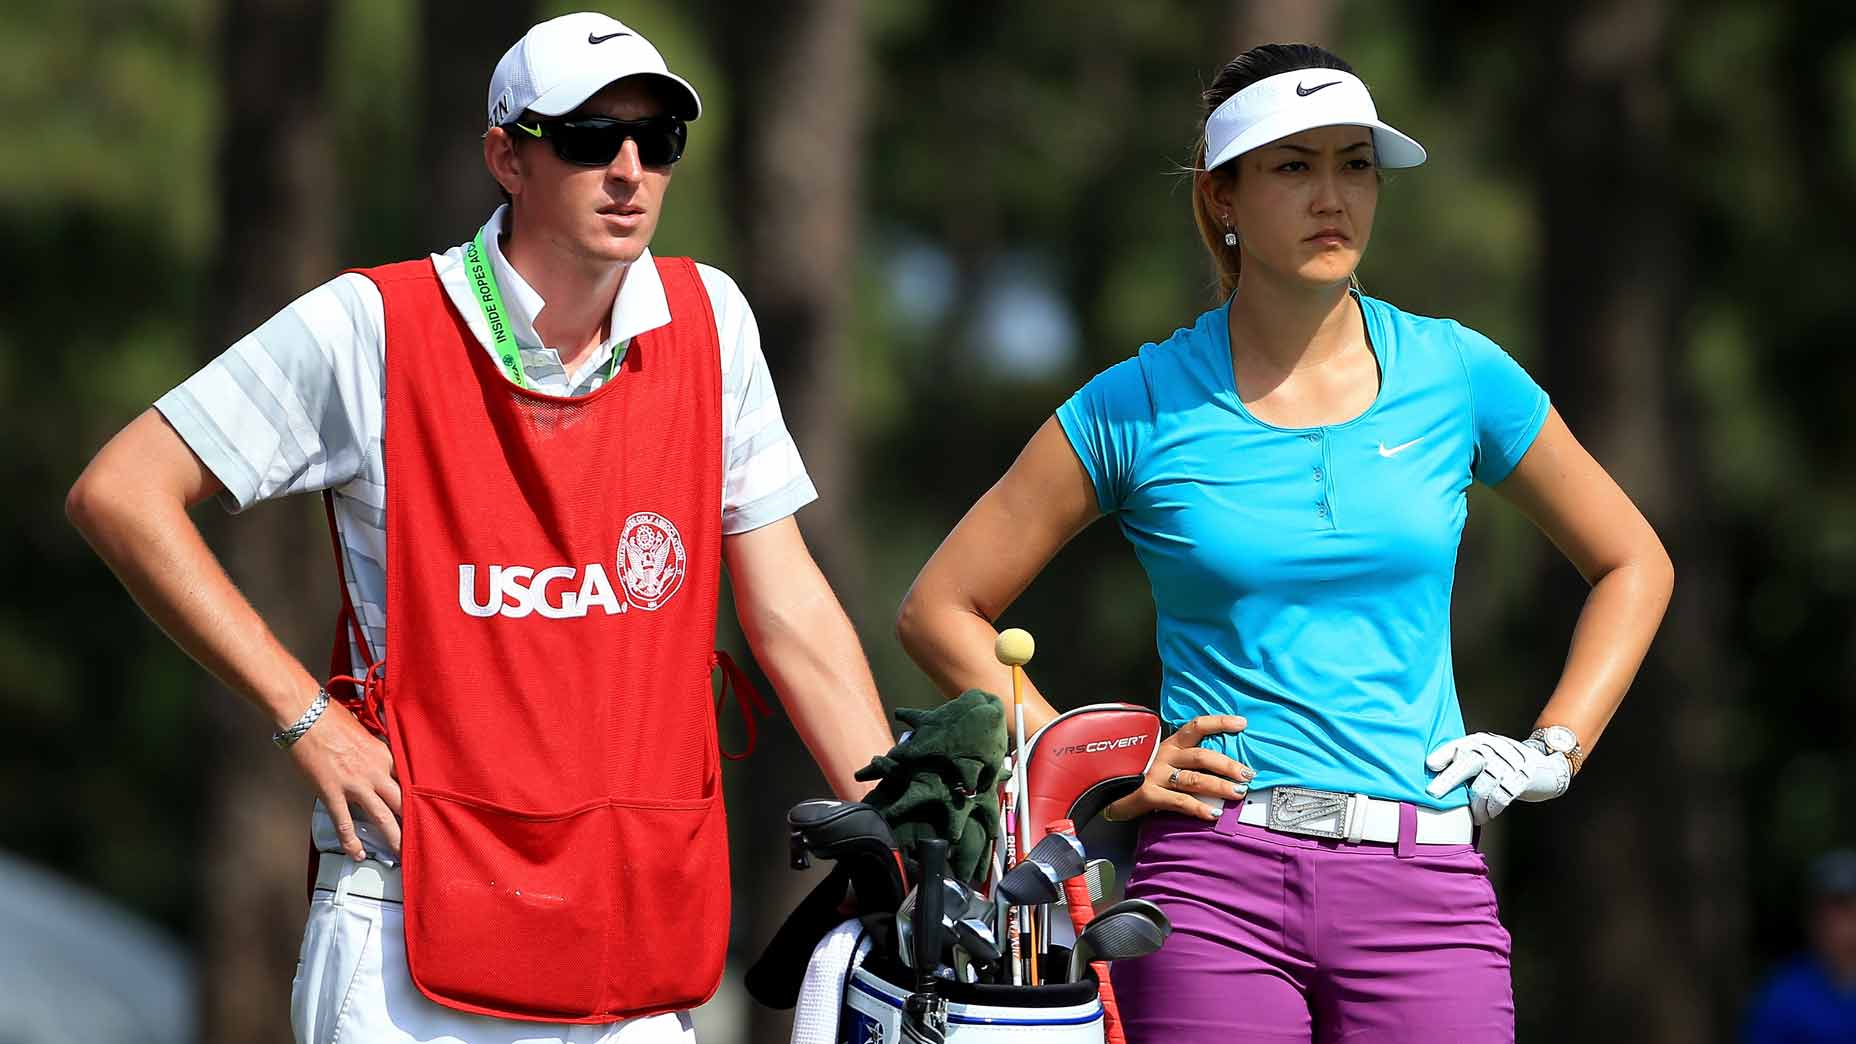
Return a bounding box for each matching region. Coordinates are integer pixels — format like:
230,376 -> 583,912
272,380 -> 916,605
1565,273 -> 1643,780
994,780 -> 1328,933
790,918 -> 871,1044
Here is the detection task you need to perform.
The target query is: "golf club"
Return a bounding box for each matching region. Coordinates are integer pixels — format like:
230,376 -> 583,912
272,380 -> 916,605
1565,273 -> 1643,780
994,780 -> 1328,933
996,829 -> 1085,983
785,798 -> 907,911
1032,820 -> 1085,985
1051,832 -> 1126,1044
1050,858 -> 1114,926
896,876 -> 988,967
903,838 -> 950,1043
1045,857 -> 1115,972
896,884 -> 918,968
988,761 -> 1019,985
1068,898 -> 1172,983
996,830 -> 1086,906
953,915 -> 1001,961
994,628 -> 1036,985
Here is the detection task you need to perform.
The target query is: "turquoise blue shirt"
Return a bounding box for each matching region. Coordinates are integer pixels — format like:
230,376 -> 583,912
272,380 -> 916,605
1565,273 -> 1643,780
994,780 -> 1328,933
1056,293 -> 1549,809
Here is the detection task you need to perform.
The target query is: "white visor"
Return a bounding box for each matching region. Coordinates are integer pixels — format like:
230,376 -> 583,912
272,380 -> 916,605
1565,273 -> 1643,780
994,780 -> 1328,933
1204,69 -> 1424,171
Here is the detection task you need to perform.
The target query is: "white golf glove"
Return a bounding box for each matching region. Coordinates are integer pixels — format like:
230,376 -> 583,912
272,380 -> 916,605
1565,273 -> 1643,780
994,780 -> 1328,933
1425,732 -> 1570,825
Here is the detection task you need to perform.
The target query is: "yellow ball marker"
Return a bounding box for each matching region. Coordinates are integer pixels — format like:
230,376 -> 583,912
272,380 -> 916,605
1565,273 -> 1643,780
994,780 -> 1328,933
994,627 -> 1035,667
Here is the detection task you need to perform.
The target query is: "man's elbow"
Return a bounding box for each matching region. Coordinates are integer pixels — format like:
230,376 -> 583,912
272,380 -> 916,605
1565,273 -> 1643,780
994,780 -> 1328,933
65,464 -> 112,540
66,459 -> 161,547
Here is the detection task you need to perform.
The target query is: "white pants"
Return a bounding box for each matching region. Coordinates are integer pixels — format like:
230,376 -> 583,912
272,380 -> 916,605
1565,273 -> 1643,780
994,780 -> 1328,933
291,871 -> 696,1044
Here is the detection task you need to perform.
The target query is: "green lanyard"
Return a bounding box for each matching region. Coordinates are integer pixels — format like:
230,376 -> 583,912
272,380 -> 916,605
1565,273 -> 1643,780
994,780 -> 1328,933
465,228 -> 619,389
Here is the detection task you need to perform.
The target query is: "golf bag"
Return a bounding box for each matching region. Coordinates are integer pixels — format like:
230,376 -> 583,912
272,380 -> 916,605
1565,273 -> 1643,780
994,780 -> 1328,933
837,947 -> 1105,1044
767,700 -> 1167,1044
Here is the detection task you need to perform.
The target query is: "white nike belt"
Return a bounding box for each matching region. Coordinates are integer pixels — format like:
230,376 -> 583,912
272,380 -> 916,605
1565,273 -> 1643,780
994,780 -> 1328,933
1207,786 -> 1473,845
314,852 -> 402,903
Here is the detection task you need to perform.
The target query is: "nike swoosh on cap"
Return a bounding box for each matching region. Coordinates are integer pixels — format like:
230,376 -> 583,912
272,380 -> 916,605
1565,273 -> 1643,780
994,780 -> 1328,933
588,31 -> 631,44
1296,81 -> 1342,97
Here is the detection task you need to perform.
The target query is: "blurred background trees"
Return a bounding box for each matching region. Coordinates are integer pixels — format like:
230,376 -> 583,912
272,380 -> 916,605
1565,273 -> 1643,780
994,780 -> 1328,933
4,1 -> 1853,1042
195,1 -> 337,1037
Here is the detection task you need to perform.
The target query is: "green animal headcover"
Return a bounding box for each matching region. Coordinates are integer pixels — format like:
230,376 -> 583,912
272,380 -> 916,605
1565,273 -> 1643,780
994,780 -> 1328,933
853,689 -> 1009,882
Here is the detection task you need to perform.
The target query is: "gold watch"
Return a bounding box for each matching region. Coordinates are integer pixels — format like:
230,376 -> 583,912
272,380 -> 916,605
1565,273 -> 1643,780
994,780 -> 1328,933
1527,725 -> 1585,775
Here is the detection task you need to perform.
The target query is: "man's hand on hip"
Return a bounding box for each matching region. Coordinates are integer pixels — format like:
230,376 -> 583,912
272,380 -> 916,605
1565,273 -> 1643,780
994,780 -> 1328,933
286,696 -> 402,860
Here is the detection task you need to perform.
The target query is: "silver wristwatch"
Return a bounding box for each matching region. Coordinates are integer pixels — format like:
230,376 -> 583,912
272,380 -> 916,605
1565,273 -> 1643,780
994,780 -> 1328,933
272,688 -> 331,749
1525,724 -> 1585,776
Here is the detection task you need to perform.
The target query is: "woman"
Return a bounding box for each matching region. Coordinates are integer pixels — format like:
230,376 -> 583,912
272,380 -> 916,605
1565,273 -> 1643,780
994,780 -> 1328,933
895,43 -> 1673,1043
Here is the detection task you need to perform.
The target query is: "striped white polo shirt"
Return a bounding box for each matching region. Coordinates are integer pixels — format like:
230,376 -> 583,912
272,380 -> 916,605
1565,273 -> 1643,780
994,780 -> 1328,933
156,206 -> 817,862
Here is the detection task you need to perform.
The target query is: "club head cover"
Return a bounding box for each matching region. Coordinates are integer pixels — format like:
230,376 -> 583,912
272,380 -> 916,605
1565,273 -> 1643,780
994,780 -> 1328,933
854,690 -> 1009,883
745,861 -> 854,1010
1019,704 -> 1162,832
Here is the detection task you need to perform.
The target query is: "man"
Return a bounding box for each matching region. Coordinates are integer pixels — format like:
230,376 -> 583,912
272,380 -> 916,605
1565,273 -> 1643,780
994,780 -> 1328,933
65,12 -> 893,1043
1743,850 -> 1856,1044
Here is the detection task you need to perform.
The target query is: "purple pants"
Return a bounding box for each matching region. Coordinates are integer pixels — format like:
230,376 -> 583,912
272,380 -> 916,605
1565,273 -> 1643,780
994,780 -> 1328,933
1114,801 -> 1514,1043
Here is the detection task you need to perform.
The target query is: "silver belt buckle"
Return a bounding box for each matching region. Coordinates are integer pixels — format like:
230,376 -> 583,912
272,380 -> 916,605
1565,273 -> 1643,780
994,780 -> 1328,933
1267,785 -> 1349,839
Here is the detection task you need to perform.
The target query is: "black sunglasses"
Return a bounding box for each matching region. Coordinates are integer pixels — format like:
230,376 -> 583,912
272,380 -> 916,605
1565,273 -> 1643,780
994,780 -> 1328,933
508,115 -> 688,168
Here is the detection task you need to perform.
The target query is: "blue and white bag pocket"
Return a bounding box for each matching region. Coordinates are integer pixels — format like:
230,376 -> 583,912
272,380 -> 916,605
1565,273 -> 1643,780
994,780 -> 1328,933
840,958 -> 1104,1043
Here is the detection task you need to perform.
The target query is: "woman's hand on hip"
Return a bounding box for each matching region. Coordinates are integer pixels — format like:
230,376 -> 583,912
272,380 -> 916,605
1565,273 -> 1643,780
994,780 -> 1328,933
1425,732 -> 1570,825
1104,715 -> 1253,823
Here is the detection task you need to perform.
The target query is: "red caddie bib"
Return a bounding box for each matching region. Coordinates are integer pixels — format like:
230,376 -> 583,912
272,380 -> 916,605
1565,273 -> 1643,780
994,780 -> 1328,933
342,255 -> 730,1022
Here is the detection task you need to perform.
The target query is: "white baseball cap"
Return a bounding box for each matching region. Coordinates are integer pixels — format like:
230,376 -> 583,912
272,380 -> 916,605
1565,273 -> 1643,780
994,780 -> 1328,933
1205,69 -> 1424,171
486,12 -> 701,129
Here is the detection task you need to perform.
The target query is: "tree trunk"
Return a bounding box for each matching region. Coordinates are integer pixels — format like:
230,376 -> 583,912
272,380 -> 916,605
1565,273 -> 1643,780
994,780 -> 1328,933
418,0 -> 536,251
715,5 -> 866,1042
718,0 -> 865,594
1529,2 -> 1739,1040
1227,0 -> 1338,50
196,1 -> 338,1041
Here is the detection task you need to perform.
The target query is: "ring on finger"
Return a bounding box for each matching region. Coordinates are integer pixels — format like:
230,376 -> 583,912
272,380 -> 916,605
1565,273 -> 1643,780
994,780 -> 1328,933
1167,767 -> 1183,789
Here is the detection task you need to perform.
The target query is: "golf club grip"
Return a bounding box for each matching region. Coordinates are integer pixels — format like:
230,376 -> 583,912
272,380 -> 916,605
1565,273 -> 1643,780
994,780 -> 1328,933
1063,873 -> 1126,1044
918,839 -> 948,980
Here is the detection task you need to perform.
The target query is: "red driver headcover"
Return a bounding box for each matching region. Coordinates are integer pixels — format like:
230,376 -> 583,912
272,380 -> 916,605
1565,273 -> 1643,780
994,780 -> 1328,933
1020,704 -> 1163,834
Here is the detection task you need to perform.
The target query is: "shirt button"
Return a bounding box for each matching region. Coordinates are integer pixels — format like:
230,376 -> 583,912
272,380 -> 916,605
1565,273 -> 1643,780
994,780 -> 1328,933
1317,503 -> 1329,517
1304,433 -> 1321,443
1313,468 -> 1324,481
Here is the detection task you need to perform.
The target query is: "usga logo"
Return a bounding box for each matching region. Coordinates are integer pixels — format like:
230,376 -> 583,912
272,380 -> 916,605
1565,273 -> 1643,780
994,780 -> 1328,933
1051,734 -> 1152,758
458,512 -> 687,619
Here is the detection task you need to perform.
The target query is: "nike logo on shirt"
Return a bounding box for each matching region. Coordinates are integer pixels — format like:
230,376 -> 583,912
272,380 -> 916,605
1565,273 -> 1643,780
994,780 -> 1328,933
1378,438 -> 1423,458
